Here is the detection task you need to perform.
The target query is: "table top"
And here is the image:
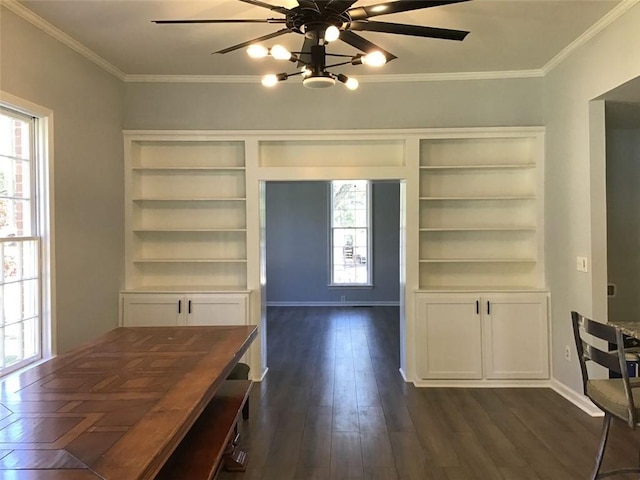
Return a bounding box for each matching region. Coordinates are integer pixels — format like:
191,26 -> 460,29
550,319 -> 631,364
608,320 -> 640,339
0,325 -> 257,479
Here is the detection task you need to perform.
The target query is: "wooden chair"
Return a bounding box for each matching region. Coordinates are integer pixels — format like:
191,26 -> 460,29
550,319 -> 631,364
571,311 -> 640,479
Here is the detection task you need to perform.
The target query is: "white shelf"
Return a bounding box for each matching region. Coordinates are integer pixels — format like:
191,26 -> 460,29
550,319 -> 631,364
419,196 -> 535,201
123,285 -> 251,293
132,197 -> 246,202
419,258 -> 537,263
419,227 -> 535,232
133,228 -> 247,233
133,258 -> 247,264
132,166 -> 245,172
419,164 -> 535,170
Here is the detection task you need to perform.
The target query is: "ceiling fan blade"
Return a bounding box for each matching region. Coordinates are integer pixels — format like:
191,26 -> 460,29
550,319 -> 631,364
153,18 -> 286,24
296,0 -> 320,10
339,30 -> 397,61
348,0 -> 469,21
349,20 -> 469,41
238,0 -> 291,15
213,28 -> 293,54
325,1 -> 358,14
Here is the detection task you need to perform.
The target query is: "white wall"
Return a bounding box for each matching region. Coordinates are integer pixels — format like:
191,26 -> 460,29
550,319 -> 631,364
123,78 -> 543,130
545,3 -> 640,393
1,7 -> 125,353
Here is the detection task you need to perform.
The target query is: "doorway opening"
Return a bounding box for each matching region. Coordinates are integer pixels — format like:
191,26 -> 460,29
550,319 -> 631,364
259,180 -> 405,375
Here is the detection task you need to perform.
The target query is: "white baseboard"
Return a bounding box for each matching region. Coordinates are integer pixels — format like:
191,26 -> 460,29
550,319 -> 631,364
252,367 -> 269,382
399,368 -> 409,382
412,379 -> 552,388
550,379 -> 603,417
266,301 -> 400,307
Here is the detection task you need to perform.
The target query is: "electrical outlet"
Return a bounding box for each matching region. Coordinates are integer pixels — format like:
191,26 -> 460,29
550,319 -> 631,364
565,345 -> 571,362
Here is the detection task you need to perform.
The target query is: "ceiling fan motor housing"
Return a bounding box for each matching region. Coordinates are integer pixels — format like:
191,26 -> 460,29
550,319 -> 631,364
287,6 -> 349,37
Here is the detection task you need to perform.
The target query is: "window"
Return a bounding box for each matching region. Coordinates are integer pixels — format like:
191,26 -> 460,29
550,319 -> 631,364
0,106 -> 44,375
330,180 -> 371,285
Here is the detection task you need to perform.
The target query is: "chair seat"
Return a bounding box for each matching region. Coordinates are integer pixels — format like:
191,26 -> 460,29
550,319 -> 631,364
587,378 -> 640,423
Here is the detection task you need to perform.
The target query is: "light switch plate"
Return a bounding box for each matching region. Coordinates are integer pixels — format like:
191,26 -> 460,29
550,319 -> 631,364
576,256 -> 588,272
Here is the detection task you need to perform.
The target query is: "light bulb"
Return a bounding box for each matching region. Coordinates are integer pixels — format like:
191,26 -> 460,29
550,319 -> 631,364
362,51 -> 387,67
270,44 -> 292,60
324,25 -> 340,43
301,66 -> 311,77
247,44 -> 268,58
345,77 -> 359,90
262,74 -> 278,87
337,74 -> 359,91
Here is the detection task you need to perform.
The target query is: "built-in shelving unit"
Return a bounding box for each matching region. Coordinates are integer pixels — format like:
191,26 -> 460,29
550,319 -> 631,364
418,134 -> 544,290
124,138 -> 248,291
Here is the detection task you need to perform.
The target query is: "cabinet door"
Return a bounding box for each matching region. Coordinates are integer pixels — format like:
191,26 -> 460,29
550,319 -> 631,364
483,293 -> 549,379
416,295 -> 483,379
121,294 -> 184,326
186,294 -> 248,326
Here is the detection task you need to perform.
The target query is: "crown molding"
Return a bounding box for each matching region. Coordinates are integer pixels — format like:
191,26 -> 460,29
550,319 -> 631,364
542,0 -> 640,75
124,69 -> 544,84
1,0 -> 125,80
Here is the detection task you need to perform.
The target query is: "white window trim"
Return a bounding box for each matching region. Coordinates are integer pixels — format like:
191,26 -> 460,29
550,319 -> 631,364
1,91 -> 56,359
328,180 -> 373,287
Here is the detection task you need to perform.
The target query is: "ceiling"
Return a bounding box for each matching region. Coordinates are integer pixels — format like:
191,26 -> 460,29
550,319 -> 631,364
12,0 -> 626,79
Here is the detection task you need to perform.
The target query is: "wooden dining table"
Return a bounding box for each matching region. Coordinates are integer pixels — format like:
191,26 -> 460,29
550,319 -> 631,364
0,325 -> 257,479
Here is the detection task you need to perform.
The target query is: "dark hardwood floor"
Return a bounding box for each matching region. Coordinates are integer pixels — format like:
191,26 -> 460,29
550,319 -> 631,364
218,306 -> 640,480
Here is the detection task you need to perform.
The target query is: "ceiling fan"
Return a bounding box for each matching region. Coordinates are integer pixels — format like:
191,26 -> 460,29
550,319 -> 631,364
154,0 -> 471,90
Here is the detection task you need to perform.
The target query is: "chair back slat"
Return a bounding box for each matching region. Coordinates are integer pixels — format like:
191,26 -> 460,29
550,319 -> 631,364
584,343 -> 622,374
583,317 -> 619,344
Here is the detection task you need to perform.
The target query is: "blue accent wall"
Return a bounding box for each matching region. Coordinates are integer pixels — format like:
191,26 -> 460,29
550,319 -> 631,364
266,181 -> 400,305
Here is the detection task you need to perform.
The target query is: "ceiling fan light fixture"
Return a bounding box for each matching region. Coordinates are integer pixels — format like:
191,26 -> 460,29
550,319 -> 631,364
247,44 -> 268,59
303,74 -> 336,89
362,51 -> 387,67
324,25 -> 340,43
270,44 -> 292,61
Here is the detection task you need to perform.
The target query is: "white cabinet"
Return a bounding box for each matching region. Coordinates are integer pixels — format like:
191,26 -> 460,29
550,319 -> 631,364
416,295 -> 483,379
415,292 -> 549,381
121,292 -> 249,327
482,294 -> 549,379
121,294 -> 182,327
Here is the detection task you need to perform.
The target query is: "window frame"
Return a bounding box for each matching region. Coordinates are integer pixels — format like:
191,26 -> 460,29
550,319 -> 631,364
328,180 -> 373,287
0,91 -> 55,377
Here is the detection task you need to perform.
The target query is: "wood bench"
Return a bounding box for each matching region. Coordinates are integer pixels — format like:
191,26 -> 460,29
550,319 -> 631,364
155,379 -> 252,480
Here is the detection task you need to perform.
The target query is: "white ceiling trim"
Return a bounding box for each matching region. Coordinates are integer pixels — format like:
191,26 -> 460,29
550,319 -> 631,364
541,0 -> 640,75
124,69 -> 544,84
2,0 -> 126,80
